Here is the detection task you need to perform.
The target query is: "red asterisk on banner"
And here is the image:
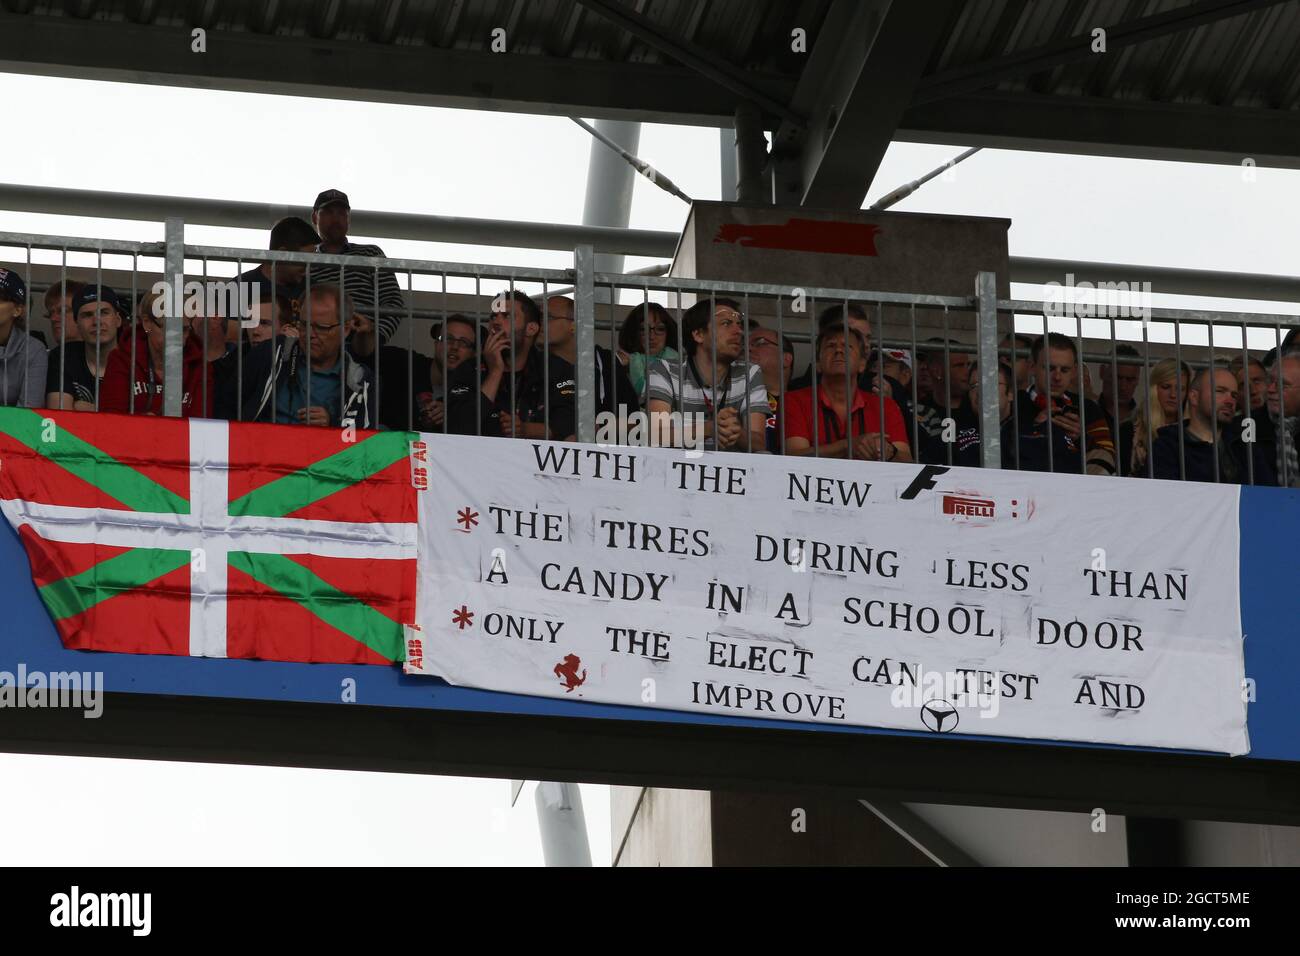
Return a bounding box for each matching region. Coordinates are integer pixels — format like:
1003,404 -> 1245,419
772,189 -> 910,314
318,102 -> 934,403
456,507 -> 479,532
452,605 -> 474,629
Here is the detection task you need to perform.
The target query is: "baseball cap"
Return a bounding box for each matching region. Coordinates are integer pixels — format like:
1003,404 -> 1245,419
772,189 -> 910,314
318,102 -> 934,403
0,268 -> 27,305
313,189 -> 350,212
71,284 -> 127,318
876,347 -> 913,369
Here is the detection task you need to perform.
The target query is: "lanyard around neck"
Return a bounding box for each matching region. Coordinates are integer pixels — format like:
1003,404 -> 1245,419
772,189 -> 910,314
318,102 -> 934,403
688,355 -> 731,414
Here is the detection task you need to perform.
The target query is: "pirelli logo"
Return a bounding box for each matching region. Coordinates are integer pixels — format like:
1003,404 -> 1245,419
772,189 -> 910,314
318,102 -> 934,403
942,495 -> 995,518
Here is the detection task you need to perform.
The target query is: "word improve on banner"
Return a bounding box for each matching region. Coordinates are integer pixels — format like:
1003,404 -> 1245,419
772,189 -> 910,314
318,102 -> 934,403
407,437 -> 1248,755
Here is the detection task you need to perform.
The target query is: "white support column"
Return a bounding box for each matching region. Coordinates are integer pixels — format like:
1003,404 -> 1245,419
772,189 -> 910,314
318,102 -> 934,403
581,119 -> 642,275
719,125 -> 738,201
535,781 -> 592,867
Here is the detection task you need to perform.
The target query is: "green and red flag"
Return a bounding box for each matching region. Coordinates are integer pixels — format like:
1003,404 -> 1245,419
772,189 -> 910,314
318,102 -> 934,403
0,409 -> 417,664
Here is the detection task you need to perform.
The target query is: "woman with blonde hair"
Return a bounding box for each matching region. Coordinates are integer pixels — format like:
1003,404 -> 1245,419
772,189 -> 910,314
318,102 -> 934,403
1125,357 -> 1191,476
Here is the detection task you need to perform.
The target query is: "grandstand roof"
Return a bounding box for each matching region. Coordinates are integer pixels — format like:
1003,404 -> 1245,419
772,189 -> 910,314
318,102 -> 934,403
1,0 -> 1296,207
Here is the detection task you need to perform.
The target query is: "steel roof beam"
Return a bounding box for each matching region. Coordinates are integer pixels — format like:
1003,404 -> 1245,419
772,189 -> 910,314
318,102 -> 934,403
858,800 -> 981,867
899,90 -> 1300,169
772,0 -> 959,209
571,0 -> 803,127
914,0 -> 1294,106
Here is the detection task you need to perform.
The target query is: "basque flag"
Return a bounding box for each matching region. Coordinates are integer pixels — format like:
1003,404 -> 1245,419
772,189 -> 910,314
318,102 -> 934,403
0,409 -> 416,664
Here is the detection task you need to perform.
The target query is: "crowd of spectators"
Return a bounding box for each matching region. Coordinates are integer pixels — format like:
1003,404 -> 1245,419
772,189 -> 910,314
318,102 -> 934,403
1,188 -> 1297,488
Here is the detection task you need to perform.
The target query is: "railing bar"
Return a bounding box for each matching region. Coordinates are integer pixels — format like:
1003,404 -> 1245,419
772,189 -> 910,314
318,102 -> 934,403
1241,320 -> 1253,486
909,304 -> 920,465
1175,317 -> 1185,481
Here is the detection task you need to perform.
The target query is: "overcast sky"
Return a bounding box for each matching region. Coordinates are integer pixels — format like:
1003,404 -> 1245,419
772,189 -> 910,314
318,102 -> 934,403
1,71 -> 1297,865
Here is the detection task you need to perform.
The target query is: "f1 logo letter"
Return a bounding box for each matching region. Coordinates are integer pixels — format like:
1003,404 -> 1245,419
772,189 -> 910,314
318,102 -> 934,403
900,465 -> 949,500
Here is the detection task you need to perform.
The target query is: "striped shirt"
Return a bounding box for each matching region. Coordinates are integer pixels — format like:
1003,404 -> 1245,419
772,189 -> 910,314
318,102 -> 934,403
307,241 -> 407,344
645,355 -> 767,451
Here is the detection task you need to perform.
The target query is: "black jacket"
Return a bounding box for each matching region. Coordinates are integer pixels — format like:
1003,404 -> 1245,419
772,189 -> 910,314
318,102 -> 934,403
485,346 -> 636,440
1011,389 -> 1115,475
1236,413 -> 1298,486
369,345 -> 434,431
1151,421 -> 1276,485
438,360 -> 503,437
485,347 -> 574,440
951,398 -> 1017,469
211,341 -> 251,421
567,346 -> 640,420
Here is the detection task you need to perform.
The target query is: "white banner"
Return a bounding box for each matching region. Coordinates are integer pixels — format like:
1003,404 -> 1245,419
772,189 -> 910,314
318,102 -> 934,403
406,435 -> 1249,755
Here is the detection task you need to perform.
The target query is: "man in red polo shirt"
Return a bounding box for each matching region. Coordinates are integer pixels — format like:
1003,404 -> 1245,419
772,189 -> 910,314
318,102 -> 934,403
783,325 -> 912,462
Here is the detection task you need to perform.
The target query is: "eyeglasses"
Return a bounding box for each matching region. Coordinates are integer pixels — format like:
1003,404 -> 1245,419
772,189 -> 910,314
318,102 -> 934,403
645,324 -> 668,335
438,334 -> 476,349
750,337 -> 778,349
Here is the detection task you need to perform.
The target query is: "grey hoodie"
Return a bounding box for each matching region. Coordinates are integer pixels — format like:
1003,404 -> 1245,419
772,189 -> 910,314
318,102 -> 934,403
0,327 -> 48,407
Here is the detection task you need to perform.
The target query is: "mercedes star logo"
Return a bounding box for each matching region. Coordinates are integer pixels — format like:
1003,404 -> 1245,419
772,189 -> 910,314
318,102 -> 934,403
920,698 -> 959,733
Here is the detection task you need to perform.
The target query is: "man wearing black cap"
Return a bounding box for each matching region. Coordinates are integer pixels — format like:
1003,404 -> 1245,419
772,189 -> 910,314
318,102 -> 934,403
46,284 -> 125,410
306,189 -> 406,360
0,268 -> 47,408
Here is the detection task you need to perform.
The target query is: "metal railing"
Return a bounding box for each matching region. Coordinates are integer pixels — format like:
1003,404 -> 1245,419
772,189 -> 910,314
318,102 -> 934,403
993,296 -> 1300,486
3,221 -> 1298,487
